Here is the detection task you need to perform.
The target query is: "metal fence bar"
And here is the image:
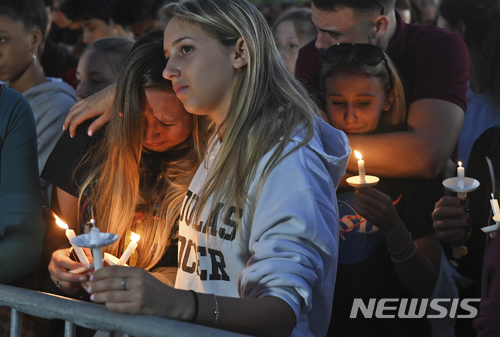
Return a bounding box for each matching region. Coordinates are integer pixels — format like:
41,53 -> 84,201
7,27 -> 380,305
10,308 -> 20,337
64,320 -> 76,337
0,284 -> 250,337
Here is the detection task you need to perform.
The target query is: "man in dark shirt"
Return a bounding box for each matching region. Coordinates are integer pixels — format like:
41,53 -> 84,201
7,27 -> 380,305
296,0 -> 468,180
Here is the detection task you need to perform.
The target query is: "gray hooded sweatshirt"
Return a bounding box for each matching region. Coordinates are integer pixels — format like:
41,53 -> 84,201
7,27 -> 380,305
9,78 -> 76,204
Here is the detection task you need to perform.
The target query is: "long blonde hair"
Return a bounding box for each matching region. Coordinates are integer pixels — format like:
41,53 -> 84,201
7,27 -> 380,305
78,31 -> 209,269
160,0 -> 320,234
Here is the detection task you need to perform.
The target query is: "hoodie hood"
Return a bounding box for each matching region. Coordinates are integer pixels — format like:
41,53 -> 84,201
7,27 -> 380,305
293,115 -> 351,188
5,78 -> 76,181
21,78 -> 76,102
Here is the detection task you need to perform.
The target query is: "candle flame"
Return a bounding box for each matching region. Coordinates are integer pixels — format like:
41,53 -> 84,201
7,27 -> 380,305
130,232 -> 140,243
354,150 -> 362,160
51,211 -> 69,230
458,161 -> 462,168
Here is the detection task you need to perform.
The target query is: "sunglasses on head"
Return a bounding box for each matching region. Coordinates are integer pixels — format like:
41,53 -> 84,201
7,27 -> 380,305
372,0 -> 384,15
324,43 -> 386,66
323,43 -> 393,85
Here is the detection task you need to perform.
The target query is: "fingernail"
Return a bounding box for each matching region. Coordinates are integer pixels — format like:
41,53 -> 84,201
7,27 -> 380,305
466,219 -> 471,224
70,133 -> 73,139
460,200 -> 467,206
89,274 -> 94,281
63,125 -> 66,131
86,286 -> 92,293
88,130 -> 93,137
90,294 -> 95,301
463,207 -> 469,213
79,276 -> 86,282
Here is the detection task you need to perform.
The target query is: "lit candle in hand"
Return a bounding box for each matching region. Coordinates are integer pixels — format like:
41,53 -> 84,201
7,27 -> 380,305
119,232 -> 140,265
53,212 -> 90,266
354,150 -> 366,183
457,161 -> 465,189
90,225 -> 104,270
491,193 -> 500,216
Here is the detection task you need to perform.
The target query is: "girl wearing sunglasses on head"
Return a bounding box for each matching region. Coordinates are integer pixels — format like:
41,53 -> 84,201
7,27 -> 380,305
322,43 -> 443,337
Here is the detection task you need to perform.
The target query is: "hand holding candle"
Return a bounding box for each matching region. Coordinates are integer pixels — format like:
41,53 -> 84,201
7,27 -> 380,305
354,150 -> 366,183
457,161 -> 465,189
482,199 -> 500,234
53,212 -> 90,266
119,232 -> 140,265
69,222 -> 119,271
491,193 -> 500,217
346,150 -> 379,187
90,226 -> 104,270
443,161 -> 479,199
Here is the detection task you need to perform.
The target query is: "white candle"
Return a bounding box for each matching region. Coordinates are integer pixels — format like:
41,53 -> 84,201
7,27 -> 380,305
354,150 -> 366,183
457,161 -> 465,189
53,212 -> 90,266
65,229 -> 90,266
491,193 -> 500,216
90,226 -> 104,270
119,232 -> 140,265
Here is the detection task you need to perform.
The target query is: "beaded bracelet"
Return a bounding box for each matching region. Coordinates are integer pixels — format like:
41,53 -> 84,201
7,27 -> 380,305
189,290 -> 198,323
391,241 -> 418,263
388,232 -> 412,255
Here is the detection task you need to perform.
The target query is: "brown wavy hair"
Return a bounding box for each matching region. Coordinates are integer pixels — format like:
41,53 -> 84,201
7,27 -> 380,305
78,30 -> 210,269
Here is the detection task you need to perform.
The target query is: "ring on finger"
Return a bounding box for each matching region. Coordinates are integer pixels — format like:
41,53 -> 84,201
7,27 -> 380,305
121,277 -> 127,291
56,279 -> 62,288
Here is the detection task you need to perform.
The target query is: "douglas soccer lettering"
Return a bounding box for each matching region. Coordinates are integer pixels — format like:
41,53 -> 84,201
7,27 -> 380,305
179,190 -> 242,241
178,236 -> 230,281
178,190 -> 243,282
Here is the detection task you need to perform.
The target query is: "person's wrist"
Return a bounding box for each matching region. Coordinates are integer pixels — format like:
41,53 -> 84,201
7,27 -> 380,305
381,223 -> 408,244
452,227 -> 469,245
443,221 -> 470,245
189,290 -> 199,323
450,225 -> 472,259
387,232 -> 412,255
391,241 -> 418,263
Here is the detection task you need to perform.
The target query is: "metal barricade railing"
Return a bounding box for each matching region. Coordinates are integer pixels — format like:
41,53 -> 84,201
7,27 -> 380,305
0,283 -> 249,337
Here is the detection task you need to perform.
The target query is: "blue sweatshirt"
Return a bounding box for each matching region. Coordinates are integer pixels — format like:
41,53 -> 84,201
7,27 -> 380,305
0,86 -> 44,284
176,116 -> 350,337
